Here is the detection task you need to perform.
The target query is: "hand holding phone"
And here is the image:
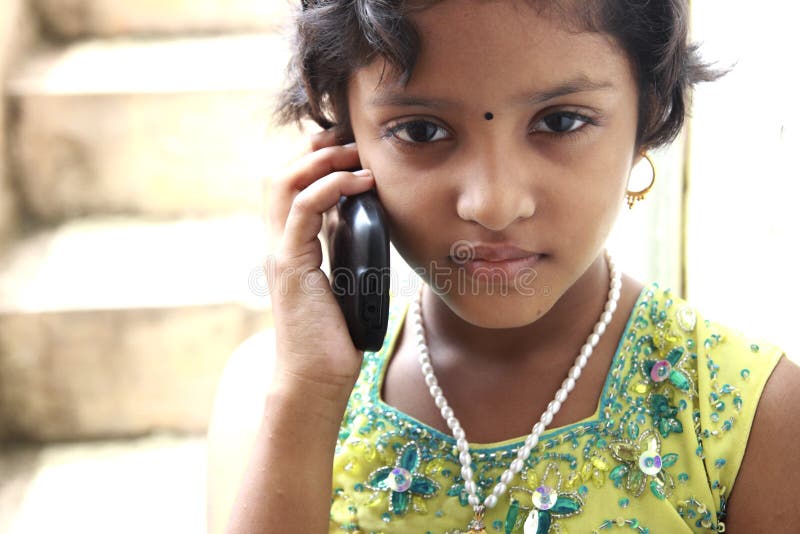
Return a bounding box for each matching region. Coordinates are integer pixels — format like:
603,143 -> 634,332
267,131 -> 379,398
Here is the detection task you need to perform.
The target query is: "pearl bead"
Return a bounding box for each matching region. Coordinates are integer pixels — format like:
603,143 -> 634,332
446,416 -> 459,429
577,354 -> 589,368
517,444 -> 532,459
601,311 -> 613,324
468,494 -> 481,507
456,438 -> 469,452
465,480 -> 477,495
421,363 -> 433,376
434,395 -> 446,408
540,411 -> 553,426
424,374 -> 437,387
611,288 -> 621,301
569,366 -> 582,380
510,459 -> 524,473
532,422 -> 544,435
593,322 -> 606,336
501,471 -> 514,485
459,451 -> 471,466
492,482 -> 507,496
548,400 -> 561,414
580,345 -> 593,357
605,300 -> 618,313
453,427 -> 465,440
555,388 -> 568,403
484,494 -> 499,509
442,407 -> 453,419
461,466 -> 473,481
588,333 -> 601,347
525,434 -> 539,449
562,377 -> 576,392
611,278 -> 622,291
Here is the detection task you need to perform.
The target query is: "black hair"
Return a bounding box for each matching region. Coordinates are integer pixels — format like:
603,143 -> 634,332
275,0 -> 723,149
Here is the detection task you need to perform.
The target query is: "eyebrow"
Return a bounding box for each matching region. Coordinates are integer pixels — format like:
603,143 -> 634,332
369,77 -> 615,109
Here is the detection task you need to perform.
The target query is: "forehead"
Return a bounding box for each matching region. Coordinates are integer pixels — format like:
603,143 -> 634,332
350,0 -> 634,107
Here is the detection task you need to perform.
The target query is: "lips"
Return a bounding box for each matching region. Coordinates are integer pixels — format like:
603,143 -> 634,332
468,243 -> 541,262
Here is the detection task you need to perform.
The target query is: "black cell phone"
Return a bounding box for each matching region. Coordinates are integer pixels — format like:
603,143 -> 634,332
328,183 -> 391,351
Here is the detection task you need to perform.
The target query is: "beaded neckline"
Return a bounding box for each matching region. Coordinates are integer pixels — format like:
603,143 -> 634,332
368,284 -> 652,451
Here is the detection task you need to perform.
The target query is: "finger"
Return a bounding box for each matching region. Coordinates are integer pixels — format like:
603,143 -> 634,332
309,128 -> 341,152
285,143 -> 361,190
269,144 -> 361,236
281,170 -> 374,261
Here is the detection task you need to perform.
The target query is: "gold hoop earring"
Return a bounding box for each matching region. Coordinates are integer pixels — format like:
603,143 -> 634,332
625,153 -> 657,209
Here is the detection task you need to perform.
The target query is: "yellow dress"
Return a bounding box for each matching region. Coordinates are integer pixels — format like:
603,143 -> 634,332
330,283 -> 784,533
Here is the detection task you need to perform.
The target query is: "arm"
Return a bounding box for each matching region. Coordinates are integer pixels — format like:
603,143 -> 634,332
724,355 -> 800,532
207,128 -> 374,534
206,330 -> 273,534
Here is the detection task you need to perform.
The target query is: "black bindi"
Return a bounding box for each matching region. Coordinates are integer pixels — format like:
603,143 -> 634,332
484,112 -> 494,120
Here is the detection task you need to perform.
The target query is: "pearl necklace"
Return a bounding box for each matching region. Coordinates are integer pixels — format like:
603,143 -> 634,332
410,251 -> 622,533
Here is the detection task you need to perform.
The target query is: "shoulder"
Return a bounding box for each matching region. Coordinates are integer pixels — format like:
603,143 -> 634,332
724,354 -> 800,531
206,328 -> 277,534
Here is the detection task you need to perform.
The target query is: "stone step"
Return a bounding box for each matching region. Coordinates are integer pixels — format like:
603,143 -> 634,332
35,0 -> 291,39
0,215 -> 274,442
0,434 -> 206,534
7,34 -> 307,221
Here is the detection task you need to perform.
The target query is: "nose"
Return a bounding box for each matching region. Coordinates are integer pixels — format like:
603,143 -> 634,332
455,156 -> 536,231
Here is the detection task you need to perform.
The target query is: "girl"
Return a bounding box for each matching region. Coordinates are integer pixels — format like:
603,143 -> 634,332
207,1 -> 800,532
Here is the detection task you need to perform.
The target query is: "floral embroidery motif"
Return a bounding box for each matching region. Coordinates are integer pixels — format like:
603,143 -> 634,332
504,463 -> 583,533
641,345 -> 694,395
365,442 -> 439,514
608,429 -> 678,500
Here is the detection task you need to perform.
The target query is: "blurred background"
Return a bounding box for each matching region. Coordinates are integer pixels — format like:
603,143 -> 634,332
0,1 -> 797,533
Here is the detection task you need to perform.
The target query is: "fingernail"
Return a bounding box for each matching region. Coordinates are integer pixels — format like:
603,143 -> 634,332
353,169 -> 372,177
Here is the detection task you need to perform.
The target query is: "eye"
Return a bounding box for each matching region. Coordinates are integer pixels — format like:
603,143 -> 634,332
532,111 -> 592,134
384,120 -> 450,145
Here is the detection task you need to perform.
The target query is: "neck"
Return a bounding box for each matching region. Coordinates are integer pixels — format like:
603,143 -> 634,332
420,253 -> 612,371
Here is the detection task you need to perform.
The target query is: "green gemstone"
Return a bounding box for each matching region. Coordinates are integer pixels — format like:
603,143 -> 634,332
504,499 -> 520,534
368,467 -> 392,489
537,510 -> 552,534
391,490 -> 410,514
410,476 -> 438,496
399,444 -> 419,472
670,371 -> 691,391
662,453 -> 679,468
630,518 -> 640,528
551,495 -> 582,515
741,368 -> 750,379
666,347 -> 685,365
650,479 -> 667,500
750,344 -> 760,353
619,497 -> 630,508
610,464 -> 628,487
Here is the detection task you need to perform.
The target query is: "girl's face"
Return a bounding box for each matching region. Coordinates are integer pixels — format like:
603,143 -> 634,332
347,0 -> 641,328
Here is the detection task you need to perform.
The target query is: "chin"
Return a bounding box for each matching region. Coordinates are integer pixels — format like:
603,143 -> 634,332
432,284 -> 558,329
